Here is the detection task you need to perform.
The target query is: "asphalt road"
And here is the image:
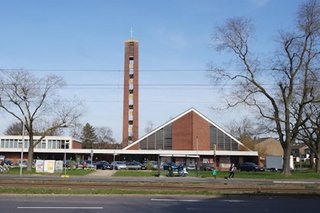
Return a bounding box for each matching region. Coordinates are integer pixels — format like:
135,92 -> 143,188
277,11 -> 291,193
0,195 -> 319,213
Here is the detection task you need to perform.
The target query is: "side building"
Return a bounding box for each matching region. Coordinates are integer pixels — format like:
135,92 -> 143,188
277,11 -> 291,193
0,136 -> 82,164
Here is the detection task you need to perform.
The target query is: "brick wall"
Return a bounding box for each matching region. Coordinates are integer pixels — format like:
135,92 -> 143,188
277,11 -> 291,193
72,140 -> 82,149
172,111 -> 210,150
192,112 -> 210,150
172,112 -> 193,150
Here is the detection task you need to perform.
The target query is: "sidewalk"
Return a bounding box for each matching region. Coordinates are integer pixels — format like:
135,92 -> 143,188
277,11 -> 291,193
85,169 -> 116,177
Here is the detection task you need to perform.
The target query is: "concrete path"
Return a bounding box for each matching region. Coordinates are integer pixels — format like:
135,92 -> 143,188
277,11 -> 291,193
86,169 -> 116,177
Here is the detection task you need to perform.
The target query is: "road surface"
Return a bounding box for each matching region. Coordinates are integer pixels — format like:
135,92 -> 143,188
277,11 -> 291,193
0,195 -> 319,213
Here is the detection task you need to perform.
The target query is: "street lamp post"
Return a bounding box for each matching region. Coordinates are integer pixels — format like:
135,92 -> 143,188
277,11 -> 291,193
214,144 -> 217,168
90,148 -> 94,169
19,121 -> 25,176
60,124 -> 69,178
196,136 -> 199,177
64,140 -> 67,177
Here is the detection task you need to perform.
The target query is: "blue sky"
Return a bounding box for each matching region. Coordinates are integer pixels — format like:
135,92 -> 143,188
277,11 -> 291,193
0,0 -> 304,141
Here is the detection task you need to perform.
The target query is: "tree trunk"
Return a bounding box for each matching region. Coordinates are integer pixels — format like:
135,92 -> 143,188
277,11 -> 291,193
27,134 -> 34,172
316,154 -> 320,173
309,152 -> 315,169
282,142 -> 292,175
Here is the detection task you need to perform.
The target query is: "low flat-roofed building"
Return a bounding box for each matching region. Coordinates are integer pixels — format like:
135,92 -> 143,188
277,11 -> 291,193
0,135 -> 81,164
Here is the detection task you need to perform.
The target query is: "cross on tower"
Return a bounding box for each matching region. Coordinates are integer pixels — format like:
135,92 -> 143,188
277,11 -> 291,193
130,27 -> 134,39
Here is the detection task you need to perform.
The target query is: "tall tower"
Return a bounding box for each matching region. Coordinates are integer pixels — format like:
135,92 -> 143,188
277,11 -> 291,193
122,39 -> 139,148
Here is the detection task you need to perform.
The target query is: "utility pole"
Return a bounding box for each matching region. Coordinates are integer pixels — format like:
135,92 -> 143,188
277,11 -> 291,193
19,121 -> 25,176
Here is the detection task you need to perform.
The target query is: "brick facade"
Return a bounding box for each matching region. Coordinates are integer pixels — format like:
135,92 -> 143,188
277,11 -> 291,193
122,40 -> 139,148
192,112 -> 210,150
172,112 -> 193,150
72,140 -> 82,149
172,111 -> 210,150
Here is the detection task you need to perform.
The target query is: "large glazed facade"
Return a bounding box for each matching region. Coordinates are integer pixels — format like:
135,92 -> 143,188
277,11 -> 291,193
123,108 -> 257,169
124,108 -> 248,152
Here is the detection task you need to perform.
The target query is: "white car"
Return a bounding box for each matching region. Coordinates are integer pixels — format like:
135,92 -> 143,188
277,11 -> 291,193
111,161 -> 127,170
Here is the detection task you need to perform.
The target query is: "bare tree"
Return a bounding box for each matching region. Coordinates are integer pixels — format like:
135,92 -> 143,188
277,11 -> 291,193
95,127 -> 115,143
144,121 -> 154,134
4,122 -> 23,135
227,117 -> 257,151
209,0 -> 320,175
0,70 -> 82,171
227,117 -> 257,138
94,126 -> 116,149
4,121 -> 63,136
298,101 -> 320,172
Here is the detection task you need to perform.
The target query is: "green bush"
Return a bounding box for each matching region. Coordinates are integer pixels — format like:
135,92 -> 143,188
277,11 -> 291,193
145,161 -> 155,170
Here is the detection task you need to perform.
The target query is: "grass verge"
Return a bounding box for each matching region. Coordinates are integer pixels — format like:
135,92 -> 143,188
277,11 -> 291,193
4,167 -> 95,176
113,170 -> 320,179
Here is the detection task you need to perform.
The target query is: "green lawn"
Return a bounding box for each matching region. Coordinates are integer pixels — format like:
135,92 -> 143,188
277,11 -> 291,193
113,169 -> 320,179
4,167 -> 94,176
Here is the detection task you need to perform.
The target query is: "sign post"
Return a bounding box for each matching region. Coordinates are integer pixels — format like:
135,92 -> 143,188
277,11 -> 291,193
20,122 -> 25,176
214,144 -> 217,168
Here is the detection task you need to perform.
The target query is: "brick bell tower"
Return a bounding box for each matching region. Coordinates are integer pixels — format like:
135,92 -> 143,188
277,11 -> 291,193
122,36 -> 139,148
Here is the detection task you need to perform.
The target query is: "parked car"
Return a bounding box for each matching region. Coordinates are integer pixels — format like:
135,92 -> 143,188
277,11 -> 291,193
162,162 -> 177,170
4,159 -> 13,166
186,164 -> 196,170
16,160 -> 28,167
238,162 -> 265,172
96,161 -> 112,170
65,160 -> 77,168
111,161 -> 127,170
82,160 -> 96,169
126,161 -> 143,170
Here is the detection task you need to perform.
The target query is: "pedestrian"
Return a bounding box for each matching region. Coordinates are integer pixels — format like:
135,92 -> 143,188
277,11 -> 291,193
178,164 -> 185,177
228,163 -> 235,179
182,166 -> 188,177
168,164 -> 173,177
211,167 -> 218,179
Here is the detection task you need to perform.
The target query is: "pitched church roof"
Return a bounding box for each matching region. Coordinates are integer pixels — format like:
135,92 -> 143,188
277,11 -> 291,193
122,108 -> 251,151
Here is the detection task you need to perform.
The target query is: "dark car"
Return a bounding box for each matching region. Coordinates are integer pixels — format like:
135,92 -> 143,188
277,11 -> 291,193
200,163 -> 214,171
238,162 -> 265,172
162,162 -> 177,170
96,161 -> 112,170
4,159 -> 13,166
